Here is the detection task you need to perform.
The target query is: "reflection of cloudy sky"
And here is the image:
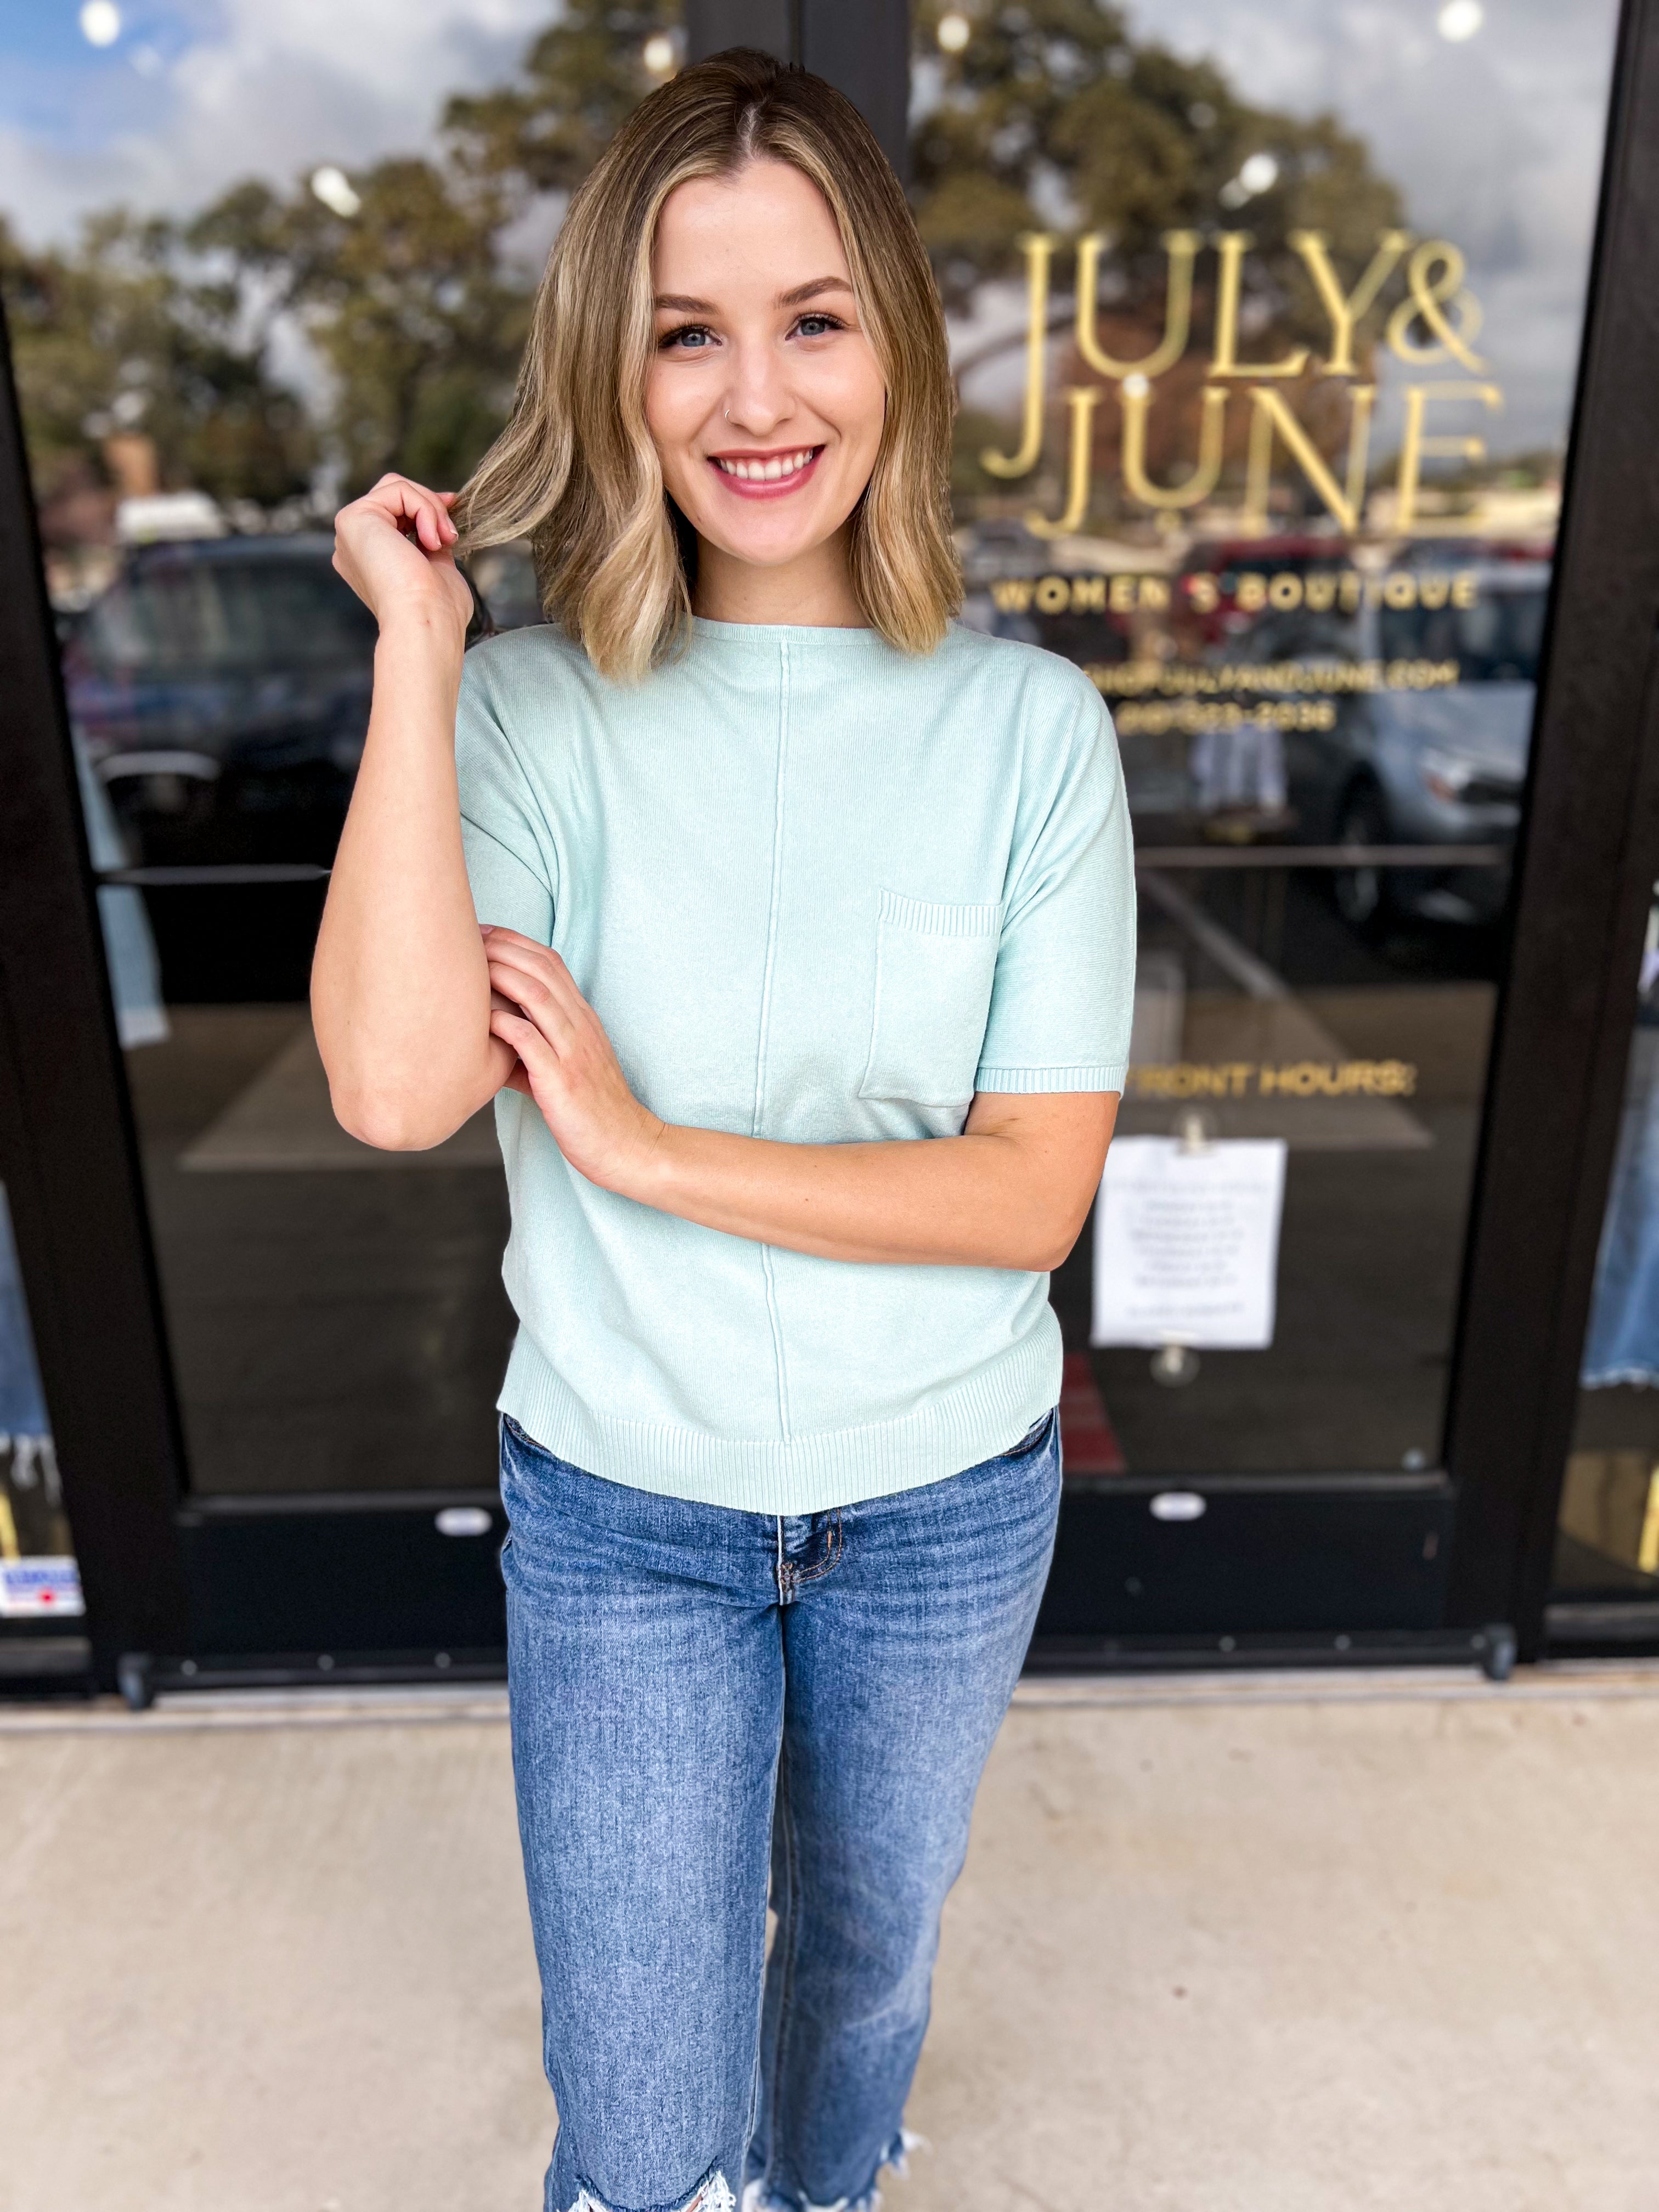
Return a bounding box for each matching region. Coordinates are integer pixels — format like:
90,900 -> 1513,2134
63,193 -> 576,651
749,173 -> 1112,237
0,0 -> 548,240
1122,0 -> 1621,454
0,0 -> 1621,455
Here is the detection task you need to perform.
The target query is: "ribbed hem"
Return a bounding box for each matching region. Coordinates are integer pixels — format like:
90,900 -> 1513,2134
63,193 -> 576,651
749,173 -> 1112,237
497,1319 -> 1063,1515
974,1062 -> 1128,1092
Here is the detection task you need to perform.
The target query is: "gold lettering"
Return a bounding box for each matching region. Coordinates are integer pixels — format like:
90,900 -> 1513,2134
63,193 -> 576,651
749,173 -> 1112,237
1305,574 -> 1336,611
1076,229 -> 1200,380
1139,576 -> 1170,610
1386,241 -> 1486,372
1034,574 -> 1070,612
1288,228 -> 1412,377
1418,574 -> 1450,609
1452,571 -> 1479,609
1120,381 -> 1228,511
1070,574 -> 1106,612
1110,573 -> 1137,612
981,234 -> 1056,478
1384,573 -> 1418,608
1211,232 -> 1311,379
1025,386 -> 1102,538
1268,573 -> 1302,610
1395,382 -> 1504,533
1241,383 -> 1376,534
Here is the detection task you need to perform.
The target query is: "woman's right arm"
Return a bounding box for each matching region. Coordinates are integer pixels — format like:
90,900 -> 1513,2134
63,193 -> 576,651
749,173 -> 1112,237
311,473 -> 518,1149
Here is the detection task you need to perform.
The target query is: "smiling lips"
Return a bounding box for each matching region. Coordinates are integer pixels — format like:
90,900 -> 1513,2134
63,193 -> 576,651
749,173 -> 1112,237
709,445 -> 822,497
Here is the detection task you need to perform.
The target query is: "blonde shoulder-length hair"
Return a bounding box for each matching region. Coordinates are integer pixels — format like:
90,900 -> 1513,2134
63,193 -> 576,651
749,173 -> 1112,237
455,48 -> 961,682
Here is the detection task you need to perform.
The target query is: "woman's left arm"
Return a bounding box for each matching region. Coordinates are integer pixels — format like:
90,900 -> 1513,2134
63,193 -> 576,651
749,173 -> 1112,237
482,927 -> 1115,1272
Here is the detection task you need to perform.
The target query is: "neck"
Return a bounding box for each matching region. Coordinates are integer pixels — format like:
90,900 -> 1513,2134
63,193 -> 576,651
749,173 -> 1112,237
692,528 -> 866,629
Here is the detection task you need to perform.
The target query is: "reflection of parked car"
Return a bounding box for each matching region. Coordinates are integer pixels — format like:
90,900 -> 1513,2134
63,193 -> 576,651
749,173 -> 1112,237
65,536 -> 380,867
64,534 -> 538,868
1235,560 -> 1549,928
1175,534 -> 1352,650
469,542 -> 544,631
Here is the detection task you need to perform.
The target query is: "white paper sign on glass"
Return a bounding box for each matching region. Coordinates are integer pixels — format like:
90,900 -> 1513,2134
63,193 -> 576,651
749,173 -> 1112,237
1091,1136 -> 1289,1351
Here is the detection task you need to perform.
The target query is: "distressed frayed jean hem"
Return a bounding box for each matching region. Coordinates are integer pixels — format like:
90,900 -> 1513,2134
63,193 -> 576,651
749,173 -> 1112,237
743,2126 -> 924,2212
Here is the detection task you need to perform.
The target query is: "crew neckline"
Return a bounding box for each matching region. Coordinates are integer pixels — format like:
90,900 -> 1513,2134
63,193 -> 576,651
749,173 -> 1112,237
690,614 -> 896,656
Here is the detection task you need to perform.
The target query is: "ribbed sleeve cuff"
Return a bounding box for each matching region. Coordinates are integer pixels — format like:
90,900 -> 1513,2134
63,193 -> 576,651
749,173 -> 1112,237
974,1063 -> 1127,1093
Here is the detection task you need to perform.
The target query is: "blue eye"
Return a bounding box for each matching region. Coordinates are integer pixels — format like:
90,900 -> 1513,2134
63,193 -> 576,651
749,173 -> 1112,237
662,324 -> 715,351
795,313 -> 841,338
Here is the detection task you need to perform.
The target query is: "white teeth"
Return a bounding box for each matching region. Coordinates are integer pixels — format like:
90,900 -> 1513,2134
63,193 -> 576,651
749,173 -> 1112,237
716,449 -> 815,481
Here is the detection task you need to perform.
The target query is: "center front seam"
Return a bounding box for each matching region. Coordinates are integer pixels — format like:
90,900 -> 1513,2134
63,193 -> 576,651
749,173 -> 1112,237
752,637 -> 793,1440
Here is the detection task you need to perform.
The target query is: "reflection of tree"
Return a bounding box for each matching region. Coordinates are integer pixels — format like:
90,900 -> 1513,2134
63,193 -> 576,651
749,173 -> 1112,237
188,164 -> 527,496
1,0 -> 1407,531
444,1 -> 678,194
911,1 -> 1404,395
1,210 -> 312,516
0,0 -> 673,528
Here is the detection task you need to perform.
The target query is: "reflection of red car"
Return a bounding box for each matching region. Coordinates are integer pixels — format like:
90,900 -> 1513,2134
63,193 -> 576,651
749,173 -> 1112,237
1173,537 -> 1353,650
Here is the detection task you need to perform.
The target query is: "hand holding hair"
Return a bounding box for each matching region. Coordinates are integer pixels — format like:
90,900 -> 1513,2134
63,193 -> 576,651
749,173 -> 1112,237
332,471 -> 473,641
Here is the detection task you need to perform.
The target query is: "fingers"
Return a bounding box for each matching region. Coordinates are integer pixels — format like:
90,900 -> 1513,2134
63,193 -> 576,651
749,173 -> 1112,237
483,935 -> 584,1011
486,956 -> 582,1052
482,935 -> 572,988
489,1008 -> 558,1085
346,473 -> 458,552
479,932 -> 606,1084
374,472 -> 458,546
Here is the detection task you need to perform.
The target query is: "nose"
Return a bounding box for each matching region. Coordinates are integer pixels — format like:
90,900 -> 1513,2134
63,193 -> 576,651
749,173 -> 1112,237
720,335 -> 794,439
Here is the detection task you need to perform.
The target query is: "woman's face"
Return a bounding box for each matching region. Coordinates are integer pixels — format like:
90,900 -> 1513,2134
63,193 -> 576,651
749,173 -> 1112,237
645,160 -> 887,585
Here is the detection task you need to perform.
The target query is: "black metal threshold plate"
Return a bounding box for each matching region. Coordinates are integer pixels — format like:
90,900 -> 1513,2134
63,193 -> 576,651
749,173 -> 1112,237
162,1474 -> 1458,1670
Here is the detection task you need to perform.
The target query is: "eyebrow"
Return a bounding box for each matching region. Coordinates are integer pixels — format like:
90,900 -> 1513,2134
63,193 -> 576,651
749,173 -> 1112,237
651,276 -> 855,314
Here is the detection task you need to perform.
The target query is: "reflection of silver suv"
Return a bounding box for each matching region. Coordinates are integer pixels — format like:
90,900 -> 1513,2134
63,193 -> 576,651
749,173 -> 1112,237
1240,561 -> 1548,928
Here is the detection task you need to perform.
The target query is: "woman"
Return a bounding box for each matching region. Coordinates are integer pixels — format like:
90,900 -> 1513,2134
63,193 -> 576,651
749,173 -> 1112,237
314,48 -> 1133,2212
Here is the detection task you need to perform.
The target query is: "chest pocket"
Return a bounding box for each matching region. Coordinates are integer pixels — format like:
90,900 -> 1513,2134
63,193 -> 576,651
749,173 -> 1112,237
858,889 -> 1002,1110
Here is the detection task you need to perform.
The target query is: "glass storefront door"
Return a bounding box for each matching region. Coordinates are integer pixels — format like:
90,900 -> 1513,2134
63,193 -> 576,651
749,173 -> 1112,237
918,0 -> 1618,1492
2,0 -> 1656,1682
65,542 -> 517,1499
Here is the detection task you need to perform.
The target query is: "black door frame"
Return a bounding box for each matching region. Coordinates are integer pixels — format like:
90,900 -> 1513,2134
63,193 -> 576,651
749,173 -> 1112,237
1439,0 -> 1659,1660
0,304 -> 191,1691
4,0 -> 1659,1697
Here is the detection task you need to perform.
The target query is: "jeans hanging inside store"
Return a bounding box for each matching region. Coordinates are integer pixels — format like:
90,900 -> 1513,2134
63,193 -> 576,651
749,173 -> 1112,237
1582,1022 -> 1659,1387
71,729 -> 168,1049
0,1187 -> 47,1438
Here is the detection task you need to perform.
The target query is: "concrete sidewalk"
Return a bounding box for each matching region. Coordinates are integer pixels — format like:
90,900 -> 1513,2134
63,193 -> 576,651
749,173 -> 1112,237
4,1667 -> 1657,2212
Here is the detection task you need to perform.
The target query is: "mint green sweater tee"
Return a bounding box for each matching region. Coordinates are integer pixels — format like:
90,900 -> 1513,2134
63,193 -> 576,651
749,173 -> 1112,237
455,616 -> 1136,1515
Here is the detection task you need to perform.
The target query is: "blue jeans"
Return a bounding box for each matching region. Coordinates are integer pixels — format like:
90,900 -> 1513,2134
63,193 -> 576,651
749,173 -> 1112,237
499,1406 -> 1062,2212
